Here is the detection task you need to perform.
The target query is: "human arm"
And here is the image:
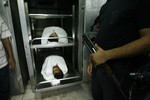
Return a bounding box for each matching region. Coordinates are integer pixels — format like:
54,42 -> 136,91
2,37 -> 16,69
87,63 -> 93,76
91,28 -> 150,65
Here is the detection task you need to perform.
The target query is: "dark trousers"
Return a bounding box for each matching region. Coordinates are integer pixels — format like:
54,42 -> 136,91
0,65 -> 10,100
91,67 -> 126,100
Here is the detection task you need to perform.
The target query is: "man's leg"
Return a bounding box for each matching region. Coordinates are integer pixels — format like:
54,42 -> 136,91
91,74 -> 103,100
0,65 -> 10,100
91,67 -> 126,100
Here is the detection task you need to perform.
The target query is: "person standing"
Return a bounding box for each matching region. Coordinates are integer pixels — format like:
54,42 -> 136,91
87,0 -> 150,100
0,16 -> 15,100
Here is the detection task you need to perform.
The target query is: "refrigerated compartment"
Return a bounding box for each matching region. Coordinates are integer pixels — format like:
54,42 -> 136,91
17,0 -> 83,99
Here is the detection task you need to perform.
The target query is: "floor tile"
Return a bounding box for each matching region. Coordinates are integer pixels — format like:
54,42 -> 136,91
11,95 -> 23,100
11,81 -> 93,100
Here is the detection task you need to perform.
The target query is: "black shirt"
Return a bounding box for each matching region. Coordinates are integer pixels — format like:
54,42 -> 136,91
96,0 -> 150,50
95,0 -> 150,69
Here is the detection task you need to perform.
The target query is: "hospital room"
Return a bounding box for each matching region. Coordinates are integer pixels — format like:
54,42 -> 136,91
0,0 -> 150,100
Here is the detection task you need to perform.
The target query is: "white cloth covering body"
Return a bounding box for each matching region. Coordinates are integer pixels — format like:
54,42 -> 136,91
41,26 -> 68,44
41,55 -> 68,81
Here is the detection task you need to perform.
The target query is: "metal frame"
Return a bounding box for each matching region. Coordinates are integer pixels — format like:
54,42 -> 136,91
17,1 -> 83,98
17,0 -> 36,90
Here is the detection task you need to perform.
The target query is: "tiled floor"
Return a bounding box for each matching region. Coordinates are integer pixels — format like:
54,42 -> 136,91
11,81 -> 93,100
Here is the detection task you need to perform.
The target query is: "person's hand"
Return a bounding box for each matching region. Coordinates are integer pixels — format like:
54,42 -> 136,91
87,63 -> 92,76
90,44 -> 108,65
9,57 -> 16,69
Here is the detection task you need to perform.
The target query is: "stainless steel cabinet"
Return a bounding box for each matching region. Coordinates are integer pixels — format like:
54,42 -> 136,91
17,0 -> 82,99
